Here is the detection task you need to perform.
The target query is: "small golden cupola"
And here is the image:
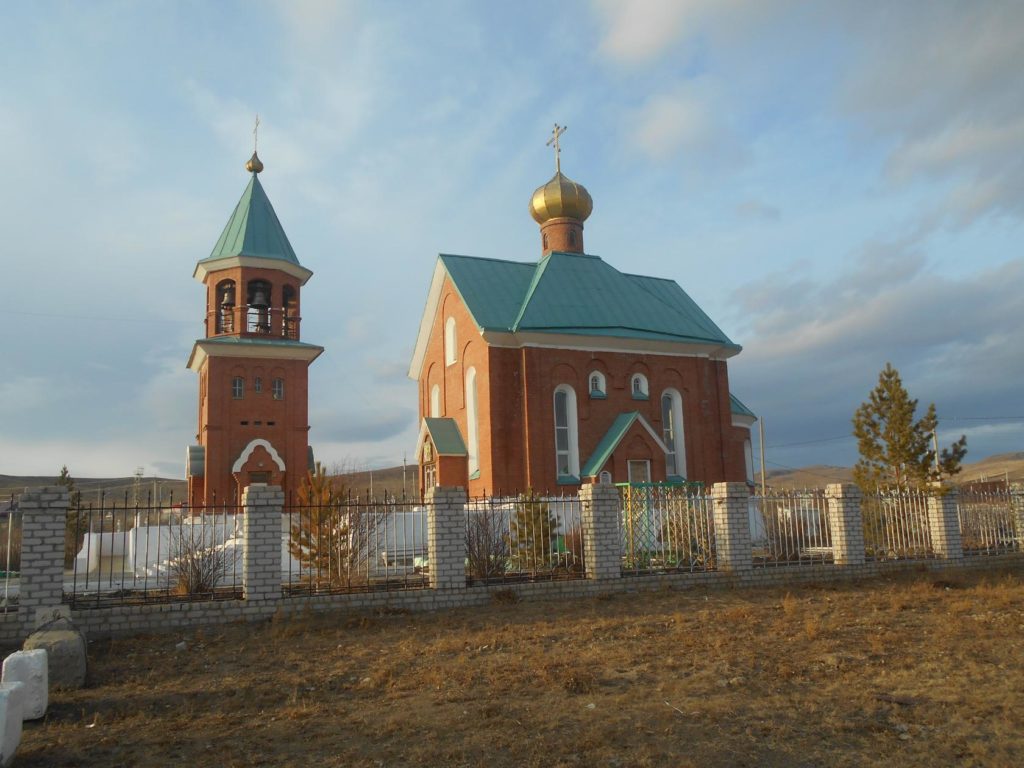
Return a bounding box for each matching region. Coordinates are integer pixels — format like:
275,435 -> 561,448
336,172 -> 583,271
529,124 -> 592,255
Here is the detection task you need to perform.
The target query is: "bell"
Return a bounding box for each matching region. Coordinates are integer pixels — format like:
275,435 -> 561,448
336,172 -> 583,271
221,287 -> 235,306
250,288 -> 269,308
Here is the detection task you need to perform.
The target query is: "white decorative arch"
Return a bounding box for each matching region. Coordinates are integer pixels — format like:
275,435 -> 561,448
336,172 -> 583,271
232,438 -> 286,473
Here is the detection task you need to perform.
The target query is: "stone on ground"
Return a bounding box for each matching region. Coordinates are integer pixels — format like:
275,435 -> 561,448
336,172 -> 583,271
0,683 -> 23,767
23,618 -> 87,690
2,649 -> 48,719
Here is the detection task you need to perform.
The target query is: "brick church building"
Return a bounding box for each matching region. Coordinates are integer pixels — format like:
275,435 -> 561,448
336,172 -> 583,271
409,130 -> 756,497
185,151 -> 322,504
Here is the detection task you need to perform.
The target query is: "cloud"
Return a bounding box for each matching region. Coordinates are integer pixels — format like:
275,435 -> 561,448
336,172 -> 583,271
311,404 -> 416,444
592,0 -> 779,64
735,200 -> 781,221
840,1 -> 1024,224
728,250 -> 1024,465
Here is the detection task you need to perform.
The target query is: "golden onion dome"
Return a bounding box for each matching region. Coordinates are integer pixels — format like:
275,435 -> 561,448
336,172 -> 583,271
529,171 -> 593,224
246,151 -> 264,174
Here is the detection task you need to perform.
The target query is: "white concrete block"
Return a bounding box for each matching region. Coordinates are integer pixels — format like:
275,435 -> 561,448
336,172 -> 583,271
2,650 -> 48,719
0,684 -> 23,767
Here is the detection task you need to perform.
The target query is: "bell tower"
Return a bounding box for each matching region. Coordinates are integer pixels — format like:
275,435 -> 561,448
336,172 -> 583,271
186,148 -> 323,505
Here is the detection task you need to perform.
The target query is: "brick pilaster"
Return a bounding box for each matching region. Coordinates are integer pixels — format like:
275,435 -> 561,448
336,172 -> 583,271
927,489 -> 963,559
242,484 -> 284,602
1012,491 -> 1024,552
712,482 -> 752,573
579,483 -> 622,580
426,486 -> 467,590
18,487 -> 69,634
825,484 -> 865,566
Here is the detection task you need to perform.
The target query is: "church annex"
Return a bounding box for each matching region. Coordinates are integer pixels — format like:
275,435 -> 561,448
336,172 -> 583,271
409,128 -> 756,497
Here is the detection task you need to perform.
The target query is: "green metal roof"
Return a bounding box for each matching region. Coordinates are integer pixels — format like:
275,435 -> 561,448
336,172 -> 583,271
440,251 -> 738,349
423,418 -> 468,456
200,173 -> 301,266
439,254 -> 535,330
730,394 -> 756,418
581,411 -> 652,477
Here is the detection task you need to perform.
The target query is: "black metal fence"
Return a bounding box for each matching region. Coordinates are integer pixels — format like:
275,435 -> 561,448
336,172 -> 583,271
282,492 -> 429,596
1,495 -> 20,614
64,494 -> 243,609
465,493 -> 585,585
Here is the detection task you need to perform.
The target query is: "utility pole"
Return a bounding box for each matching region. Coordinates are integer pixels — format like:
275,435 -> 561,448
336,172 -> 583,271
758,418 -> 768,497
402,453 -> 408,499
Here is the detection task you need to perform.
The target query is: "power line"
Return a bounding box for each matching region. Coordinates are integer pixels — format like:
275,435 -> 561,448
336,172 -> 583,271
0,309 -> 194,324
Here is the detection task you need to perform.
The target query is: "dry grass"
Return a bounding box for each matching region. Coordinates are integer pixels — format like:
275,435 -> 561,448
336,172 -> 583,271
14,568 -> 1024,767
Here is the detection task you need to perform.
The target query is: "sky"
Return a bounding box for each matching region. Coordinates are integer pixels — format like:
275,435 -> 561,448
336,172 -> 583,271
1,0 -> 1022,481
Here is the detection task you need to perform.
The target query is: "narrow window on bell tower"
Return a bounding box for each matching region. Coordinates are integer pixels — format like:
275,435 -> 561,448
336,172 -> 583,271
232,376 -> 244,399
282,285 -> 297,339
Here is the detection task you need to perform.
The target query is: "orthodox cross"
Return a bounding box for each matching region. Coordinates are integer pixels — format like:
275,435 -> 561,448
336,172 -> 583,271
547,123 -> 566,173
253,114 -> 261,153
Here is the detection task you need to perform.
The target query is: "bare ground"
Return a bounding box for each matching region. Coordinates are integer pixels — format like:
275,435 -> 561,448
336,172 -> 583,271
15,567 -> 1024,767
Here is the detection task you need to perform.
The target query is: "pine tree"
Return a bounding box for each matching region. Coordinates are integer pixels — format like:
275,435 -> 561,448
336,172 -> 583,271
852,363 -> 967,491
508,490 -> 558,572
288,462 -> 355,585
57,465 -> 86,568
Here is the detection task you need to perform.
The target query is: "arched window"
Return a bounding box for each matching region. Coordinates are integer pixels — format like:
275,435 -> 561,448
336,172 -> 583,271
430,384 -> 441,418
553,385 -> 580,478
247,280 -> 272,334
232,376 -> 244,399
631,373 -> 649,399
215,280 -> 236,333
661,389 -> 686,478
569,230 -> 576,247
466,367 -> 479,476
744,439 -> 755,484
282,285 -> 297,339
588,371 -> 606,397
599,470 -> 612,484
253,376 -> 263,394
444,317 -> 457,366
272,378 -> 284,400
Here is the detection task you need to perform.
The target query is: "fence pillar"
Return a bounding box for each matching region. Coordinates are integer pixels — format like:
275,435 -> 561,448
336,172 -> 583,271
426,486 -> 467,590
927,489 -> 963,559
18,487 -> 69,634
825,484 -> 865,566
242,484 -> 284,602
712,482 -> 752,573
579,483 -> 622,581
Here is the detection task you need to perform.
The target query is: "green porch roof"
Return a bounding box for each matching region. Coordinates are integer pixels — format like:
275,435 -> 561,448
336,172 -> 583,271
200,173 -> 301,266
730,394 -> 756,418
581,411 -> 665,478
423,418 -> 468,456
439,251 -> 737,349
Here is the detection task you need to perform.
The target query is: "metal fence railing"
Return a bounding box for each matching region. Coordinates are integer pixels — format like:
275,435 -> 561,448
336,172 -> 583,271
958,490 -> 1021,556
1,495 -> 20,614
65,494 -> 243,609
618,484 -> 716,575
283,493 -> 429,596
750,490 -> 833,567
862,489 -> 933,561
465,493 -> 585,585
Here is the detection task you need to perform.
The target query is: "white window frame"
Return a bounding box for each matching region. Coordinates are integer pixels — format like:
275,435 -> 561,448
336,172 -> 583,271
232,376 -> 244,399
588,370 -> 606,396
430,384 -> 441,418
444,316 -> 457,366
631,373 -> 648,398
627,459 -> 651,484
744,438 -> 755,484
553,384 -> 580,478
466,367 -> 479,476
661,388 -> 686,478
599,470 -> 612,484
272,378 -> 284,400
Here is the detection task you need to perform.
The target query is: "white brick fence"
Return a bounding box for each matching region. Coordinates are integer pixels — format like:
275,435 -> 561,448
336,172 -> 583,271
0,482 -> 1020,643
